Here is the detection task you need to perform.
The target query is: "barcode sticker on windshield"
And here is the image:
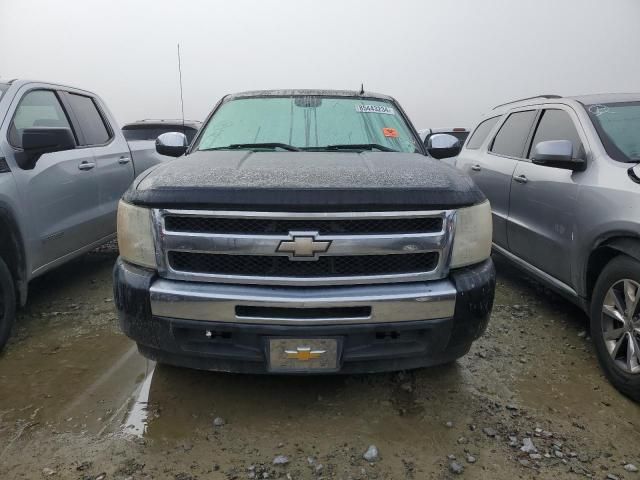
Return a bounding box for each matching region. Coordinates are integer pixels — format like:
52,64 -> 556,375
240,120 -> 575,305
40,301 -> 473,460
356,104 -> 395,115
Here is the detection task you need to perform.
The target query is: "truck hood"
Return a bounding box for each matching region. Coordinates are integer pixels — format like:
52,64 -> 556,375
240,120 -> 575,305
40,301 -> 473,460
125,150 -> 485,211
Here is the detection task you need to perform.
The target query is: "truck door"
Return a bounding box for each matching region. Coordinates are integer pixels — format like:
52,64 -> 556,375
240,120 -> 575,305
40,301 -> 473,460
3,88 -> 101,271
507,108 -> 585,285
60,92 -> 134,239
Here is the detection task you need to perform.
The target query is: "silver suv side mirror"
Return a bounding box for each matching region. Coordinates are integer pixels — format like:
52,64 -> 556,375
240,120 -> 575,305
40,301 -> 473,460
426,133 -> 461,159
156,132 -> 188,157
531,140 -> 585,171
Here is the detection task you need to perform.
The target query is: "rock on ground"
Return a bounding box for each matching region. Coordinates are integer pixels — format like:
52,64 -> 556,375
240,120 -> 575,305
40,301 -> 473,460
273,455 -> 290,466
520,438 -> 538,454
363,445 -> 379,462
449,461 -> 464,474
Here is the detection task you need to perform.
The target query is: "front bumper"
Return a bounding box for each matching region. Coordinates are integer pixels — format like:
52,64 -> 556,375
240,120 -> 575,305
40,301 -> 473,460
114,259 -> 495,374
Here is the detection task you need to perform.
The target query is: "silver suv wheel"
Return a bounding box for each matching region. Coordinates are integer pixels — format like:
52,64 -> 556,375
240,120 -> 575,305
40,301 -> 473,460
602,279 -> 640,374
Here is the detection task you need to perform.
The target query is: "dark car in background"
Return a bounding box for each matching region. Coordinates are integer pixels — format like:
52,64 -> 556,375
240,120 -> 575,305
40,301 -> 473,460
122,119 -> 202,143
122,119 -> 202,172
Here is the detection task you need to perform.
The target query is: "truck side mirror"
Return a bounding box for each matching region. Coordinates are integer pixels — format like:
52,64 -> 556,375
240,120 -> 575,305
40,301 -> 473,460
19,127 -> 76,169
531,140 -> 585,171
426,133 -> 462,159
156,132 -> 188,157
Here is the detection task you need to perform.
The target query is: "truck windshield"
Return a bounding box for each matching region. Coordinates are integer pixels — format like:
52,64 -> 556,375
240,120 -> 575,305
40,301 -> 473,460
586,101 -> 640,163
195,96 -> 420,153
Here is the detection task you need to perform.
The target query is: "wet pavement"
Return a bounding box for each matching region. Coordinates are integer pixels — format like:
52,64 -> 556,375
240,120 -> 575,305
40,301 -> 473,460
0,245 -> 638,479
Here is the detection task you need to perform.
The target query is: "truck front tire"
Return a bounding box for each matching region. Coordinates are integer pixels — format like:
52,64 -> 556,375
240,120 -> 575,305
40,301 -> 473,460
590,255 -> 640,402
0,257 -> 16,352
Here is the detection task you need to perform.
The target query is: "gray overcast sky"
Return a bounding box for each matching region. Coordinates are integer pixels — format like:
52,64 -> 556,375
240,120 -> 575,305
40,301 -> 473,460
2,0 -> 639,129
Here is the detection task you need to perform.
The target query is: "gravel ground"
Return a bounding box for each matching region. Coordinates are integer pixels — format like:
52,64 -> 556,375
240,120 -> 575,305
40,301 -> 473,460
0,245 -> 638,479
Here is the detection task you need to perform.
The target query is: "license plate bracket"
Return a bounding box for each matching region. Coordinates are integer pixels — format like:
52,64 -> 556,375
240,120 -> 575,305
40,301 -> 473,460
267,338 -> 340,373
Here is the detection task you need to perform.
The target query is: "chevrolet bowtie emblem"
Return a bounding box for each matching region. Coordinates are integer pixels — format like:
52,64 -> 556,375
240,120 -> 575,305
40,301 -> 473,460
285,346 -> 326,361
276,232 -> 331,260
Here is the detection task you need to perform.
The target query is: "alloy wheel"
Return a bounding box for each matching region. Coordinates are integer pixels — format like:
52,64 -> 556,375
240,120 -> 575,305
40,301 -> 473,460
602,279 -> 640,374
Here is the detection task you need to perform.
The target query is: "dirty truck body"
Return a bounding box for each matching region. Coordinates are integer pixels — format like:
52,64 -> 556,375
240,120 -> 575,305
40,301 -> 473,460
113,90 -> 495,374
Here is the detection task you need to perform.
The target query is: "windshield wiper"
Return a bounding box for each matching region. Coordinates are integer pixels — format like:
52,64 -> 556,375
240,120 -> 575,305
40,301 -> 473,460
306,143 -> 398,152
201,143 -> 301,152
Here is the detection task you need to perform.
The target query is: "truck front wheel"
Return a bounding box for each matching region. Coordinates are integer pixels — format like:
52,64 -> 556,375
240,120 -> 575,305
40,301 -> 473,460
590,255 -> 640,402
0,257 -> 16,352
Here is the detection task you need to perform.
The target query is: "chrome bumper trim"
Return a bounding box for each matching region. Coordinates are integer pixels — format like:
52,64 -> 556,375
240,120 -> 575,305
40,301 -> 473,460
149,279 -> 457,326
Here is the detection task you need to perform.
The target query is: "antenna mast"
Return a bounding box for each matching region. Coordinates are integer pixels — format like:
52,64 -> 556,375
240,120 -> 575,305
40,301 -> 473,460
177,43 -> 185,134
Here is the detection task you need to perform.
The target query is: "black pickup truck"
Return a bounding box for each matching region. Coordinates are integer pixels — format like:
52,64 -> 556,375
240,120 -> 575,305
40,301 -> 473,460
113,89 -> 495,374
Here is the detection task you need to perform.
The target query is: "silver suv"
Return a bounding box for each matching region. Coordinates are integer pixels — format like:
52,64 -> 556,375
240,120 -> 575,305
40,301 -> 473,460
454,93 -> 640,401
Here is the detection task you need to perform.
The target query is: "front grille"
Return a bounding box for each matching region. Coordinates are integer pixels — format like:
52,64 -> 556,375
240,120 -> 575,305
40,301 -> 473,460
168,251 -> 439,278
164,215 -> 443,235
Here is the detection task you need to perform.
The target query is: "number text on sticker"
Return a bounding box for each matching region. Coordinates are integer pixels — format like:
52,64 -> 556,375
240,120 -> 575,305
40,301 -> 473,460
356,104 -> 395,115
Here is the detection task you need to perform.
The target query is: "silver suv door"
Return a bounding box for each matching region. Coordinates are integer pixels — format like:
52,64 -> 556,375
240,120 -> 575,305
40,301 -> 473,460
3,88 -> 101,272
459,110 -> 537,248
60,92 -> 134,240
507,107 -> 586,285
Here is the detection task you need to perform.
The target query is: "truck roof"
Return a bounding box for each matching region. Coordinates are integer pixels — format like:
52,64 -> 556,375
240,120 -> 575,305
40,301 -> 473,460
226,89 -> 395,101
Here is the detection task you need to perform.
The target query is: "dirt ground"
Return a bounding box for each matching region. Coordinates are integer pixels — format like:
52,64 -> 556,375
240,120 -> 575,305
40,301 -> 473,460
0,244 -> 638,480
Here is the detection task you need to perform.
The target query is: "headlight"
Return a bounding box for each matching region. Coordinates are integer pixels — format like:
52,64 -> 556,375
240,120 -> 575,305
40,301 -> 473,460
117,200 -> 157,268
450,200 -> 492,269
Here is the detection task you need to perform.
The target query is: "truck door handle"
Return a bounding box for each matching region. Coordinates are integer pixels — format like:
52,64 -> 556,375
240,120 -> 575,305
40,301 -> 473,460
118,156 -> 131,165
513,175 -> 528,184
78,161 -> 96,171
471,164 -> 482,172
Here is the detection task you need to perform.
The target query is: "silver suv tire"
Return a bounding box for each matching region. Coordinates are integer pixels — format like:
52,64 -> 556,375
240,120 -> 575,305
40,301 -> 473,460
590,255 -> 640,402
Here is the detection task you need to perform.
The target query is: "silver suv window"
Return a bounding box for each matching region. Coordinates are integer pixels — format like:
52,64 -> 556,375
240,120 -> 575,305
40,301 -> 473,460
490,110 -> 537,158
528,109 -> 584,160
466,117 -> 499,150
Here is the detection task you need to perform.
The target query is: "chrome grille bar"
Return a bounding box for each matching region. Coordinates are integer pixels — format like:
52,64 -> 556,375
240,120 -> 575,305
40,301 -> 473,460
153,209 -> 456,286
